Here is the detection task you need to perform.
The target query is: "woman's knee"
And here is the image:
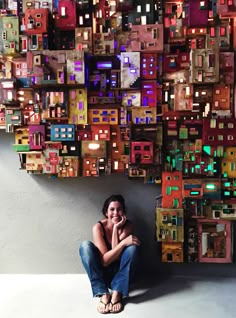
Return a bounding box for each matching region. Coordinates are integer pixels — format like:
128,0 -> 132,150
79,240 -> 95,258
123,244 -> 140,260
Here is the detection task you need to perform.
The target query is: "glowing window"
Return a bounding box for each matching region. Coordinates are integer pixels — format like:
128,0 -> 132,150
210,119 -> 216,128
219,123 -> 224,129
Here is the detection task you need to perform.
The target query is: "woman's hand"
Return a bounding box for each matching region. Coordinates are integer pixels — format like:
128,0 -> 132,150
114,215 -> 127,230
122,234 -> 141,247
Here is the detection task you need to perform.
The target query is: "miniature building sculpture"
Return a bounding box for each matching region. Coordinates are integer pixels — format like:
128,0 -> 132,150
0,0 -> 235,263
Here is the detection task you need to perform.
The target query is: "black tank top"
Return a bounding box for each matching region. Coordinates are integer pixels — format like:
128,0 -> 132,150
98,221 -> 111,250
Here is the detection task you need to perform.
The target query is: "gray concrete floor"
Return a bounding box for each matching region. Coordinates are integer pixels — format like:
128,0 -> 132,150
0,274 -> 235,318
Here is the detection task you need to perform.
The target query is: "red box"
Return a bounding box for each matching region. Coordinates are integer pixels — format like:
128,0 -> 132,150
130,141 -> 153,164
55,0 -> 76,30
162,171 -> 183,208
197,219 -> 232,263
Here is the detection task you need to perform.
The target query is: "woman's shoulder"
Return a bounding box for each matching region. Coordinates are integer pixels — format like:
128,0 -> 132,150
93,219 -> 107,231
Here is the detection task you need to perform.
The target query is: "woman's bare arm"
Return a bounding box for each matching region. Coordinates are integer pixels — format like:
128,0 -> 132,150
93,222 -> 140,267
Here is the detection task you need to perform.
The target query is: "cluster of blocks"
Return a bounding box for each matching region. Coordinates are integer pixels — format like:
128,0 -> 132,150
1,0 -> 236,262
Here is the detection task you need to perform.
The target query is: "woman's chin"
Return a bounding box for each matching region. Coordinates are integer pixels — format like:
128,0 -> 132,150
112,218 -> 120,224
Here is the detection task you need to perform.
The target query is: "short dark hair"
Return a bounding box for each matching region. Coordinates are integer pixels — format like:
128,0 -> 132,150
102,194 -> 127,217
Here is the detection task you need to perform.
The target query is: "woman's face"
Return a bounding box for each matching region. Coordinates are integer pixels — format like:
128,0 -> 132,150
106,200 -> 124,223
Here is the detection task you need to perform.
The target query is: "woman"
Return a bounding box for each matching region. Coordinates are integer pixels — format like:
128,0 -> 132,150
79,194 -> 141,314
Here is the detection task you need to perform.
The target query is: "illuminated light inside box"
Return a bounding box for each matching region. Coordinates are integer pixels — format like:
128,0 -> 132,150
130,69 -> 136,74
88,143 -> 100,150
143,84 -> 154,88
74,61 -> 82,71
206,184 -> 216,190
96,61 -> 112,69
7,91 -> 13,100
79,16 -> 83,25
114,161 -> 119,170
190,191 -> 200,195
61,7 -> 66,16
83,31 -> 88,40
220,27 -> 226,36
11,115 -> 20,120
124,57 -> 129,63
2,82 -> 14,88
210,27 -> 215,37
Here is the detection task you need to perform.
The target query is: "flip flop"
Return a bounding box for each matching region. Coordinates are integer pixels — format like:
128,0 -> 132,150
110,300 -> 124,313
97,299 -> 110,314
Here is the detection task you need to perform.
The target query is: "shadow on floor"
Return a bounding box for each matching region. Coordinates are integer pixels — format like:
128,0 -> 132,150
125,271 -> 233,306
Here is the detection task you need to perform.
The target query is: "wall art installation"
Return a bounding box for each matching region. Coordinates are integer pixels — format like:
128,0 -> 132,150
1,0 -> 236,262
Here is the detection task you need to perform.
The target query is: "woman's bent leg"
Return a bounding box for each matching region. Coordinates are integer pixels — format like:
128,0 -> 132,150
110,245 -> 139,297
79,240 -> 110,297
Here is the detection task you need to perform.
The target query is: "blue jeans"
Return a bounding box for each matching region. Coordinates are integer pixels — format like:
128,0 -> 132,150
79,240 -> 139,297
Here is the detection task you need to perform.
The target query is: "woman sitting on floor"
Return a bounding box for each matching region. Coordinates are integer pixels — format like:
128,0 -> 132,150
79,194 -> 141,314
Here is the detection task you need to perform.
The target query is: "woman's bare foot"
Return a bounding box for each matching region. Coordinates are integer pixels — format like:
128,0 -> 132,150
97,293 -> 111,314
110,291 -> 124,313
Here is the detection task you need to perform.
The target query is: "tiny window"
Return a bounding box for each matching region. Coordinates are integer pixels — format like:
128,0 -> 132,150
153,29 -> 158,39
162,215 -> 168,222
210,119 -> 216,128
219,122 -> 224,129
